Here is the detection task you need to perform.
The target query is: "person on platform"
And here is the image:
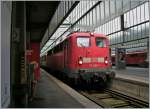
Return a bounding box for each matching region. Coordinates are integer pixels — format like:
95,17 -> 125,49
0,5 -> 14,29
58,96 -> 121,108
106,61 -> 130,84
29,61 -> 38,101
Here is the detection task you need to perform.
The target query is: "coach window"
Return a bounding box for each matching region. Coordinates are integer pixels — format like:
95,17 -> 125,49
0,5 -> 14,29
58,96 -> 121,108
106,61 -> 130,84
130,54 -> 137,57
96,37 -> 106,47
77,37 -> 90,47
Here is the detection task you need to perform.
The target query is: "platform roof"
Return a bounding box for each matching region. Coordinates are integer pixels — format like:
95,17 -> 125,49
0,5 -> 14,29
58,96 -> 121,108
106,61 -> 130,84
26,1 -> 59,42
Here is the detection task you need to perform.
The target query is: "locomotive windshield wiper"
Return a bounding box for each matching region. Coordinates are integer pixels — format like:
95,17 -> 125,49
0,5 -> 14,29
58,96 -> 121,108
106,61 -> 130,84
79,43 -> 86,47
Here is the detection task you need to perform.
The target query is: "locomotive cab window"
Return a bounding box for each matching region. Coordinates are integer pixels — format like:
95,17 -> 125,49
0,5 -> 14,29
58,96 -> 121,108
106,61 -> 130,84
96,37 -> 106,47
77,37 -> 90,47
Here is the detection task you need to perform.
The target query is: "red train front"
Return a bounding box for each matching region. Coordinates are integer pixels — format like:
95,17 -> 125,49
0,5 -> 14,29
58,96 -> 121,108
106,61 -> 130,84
46,32 -> 115,84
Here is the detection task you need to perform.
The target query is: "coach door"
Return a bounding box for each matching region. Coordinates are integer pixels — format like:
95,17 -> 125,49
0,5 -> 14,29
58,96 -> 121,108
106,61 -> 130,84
64,40 -> 68,68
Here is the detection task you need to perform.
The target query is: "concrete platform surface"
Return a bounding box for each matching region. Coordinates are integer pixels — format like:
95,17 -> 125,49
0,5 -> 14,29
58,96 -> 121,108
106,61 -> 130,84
28,69 -> 100,108
112,66 -> 149,84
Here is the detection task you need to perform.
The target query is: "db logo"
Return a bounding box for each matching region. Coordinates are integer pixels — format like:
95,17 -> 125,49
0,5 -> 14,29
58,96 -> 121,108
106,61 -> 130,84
92,58 -> 97,62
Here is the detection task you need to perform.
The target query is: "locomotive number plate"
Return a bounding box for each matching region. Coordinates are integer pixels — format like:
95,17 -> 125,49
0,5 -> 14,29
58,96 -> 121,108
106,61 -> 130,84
89,64 -> 99,67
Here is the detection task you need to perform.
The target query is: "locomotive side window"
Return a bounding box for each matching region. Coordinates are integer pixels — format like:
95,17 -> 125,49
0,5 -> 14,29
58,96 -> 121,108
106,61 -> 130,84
96,37 -> 106,47
77,37 -> 90,47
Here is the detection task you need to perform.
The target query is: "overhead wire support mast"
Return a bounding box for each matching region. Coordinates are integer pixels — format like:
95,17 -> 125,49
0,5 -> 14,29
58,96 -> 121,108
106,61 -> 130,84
41,1 -> 102,55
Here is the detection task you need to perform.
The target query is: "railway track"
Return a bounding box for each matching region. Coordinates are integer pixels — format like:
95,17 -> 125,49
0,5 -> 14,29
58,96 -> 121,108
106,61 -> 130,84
78,89 -> 149,108
42,68 -> 148,108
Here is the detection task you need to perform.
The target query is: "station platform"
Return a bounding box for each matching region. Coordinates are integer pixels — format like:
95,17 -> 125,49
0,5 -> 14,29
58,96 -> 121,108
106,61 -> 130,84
112,66 -> 149,84
28,69 -> 100,108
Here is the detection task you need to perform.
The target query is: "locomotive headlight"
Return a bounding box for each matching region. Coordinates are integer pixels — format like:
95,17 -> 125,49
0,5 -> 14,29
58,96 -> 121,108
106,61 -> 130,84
90,32 -> 94,36
79,60 -> 83,65
104,57 -> 108,65
105,60 -> 108,64
78,56 -> 83,65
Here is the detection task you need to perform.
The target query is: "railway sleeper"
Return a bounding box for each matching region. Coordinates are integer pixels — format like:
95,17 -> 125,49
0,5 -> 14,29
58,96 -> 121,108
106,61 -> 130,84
105,89 -> 149,107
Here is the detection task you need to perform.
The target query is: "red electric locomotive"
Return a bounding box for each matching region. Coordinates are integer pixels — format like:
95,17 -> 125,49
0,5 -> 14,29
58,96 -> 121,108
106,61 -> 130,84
46,32 -> 115,84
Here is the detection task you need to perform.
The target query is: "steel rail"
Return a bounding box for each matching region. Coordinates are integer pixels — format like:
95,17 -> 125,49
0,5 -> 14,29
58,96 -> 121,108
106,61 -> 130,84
78,89 -> 149,108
